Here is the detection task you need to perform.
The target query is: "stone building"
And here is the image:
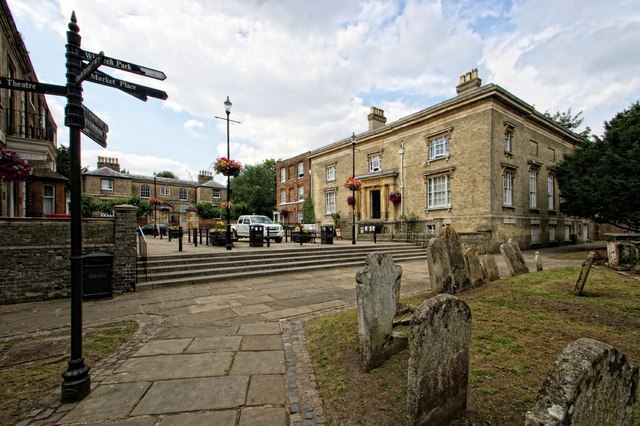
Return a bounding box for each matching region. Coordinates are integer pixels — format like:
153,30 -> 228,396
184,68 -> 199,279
304,69 -> 592,252
0,0 -> 65,217
275,152 -> 311,225
82,157 -> 226,227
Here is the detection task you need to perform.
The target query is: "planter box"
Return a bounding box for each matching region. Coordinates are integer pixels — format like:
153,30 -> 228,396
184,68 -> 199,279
292,233 -> 311,243
209,231 -> 227,246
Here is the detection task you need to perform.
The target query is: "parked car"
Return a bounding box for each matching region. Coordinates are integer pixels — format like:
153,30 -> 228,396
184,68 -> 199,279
232,215 -> 284,243
137,222 -> 168,236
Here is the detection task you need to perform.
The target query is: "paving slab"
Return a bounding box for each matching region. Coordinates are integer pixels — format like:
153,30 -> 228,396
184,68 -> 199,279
132,338 -> 192,356
103,353 -> 233,383
157,325 -> 239,339
239,406 -> 287,426
231,350 -> 286,375
131,376 -> 249,415
231,304 -> 273,316
246,374 -> 285,405
238,322 -> 282,335
185,336 -> 242,353
159,410 -> 237,426
59,382 -> 151,424
262,306 -> 312,320
241,335 -> 283,351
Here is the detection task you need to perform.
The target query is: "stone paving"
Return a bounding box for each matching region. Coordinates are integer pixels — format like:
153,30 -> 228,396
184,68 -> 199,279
0,237 -> 601,425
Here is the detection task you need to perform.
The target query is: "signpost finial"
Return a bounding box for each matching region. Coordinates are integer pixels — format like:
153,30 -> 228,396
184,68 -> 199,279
69,12 -> 79,32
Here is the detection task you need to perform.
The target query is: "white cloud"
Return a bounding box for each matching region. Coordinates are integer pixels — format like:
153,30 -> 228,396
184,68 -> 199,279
183,119 -> 205,138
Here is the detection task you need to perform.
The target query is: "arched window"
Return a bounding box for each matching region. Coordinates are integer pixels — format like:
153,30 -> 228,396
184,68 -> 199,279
140,185 -> 150,198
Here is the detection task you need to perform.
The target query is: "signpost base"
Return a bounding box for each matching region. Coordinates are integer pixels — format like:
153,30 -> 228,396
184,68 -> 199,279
61,358 -> 90,402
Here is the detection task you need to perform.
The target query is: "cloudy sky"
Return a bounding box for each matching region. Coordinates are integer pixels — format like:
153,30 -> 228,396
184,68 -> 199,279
7,0 -> 640,182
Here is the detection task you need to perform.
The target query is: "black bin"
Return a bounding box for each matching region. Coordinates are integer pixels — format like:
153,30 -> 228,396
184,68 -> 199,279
249,224 -> 264,247
321,225 -> 334,244
82,252 -> 113,299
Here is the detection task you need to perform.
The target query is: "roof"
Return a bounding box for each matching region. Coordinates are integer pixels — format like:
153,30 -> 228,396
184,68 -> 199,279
200,179 -> 226,189
83,167 -> 220,188
84,167 -> 132,179
30,168 -> 69,181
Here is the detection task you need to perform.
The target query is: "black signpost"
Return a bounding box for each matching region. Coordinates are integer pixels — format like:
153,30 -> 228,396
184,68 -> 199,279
0,12 -> 167,402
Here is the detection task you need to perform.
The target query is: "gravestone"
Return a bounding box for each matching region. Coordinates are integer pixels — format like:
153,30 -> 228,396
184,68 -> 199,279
407,294 -> 471,425
426,237 -> 455,294
525,338 -> 638,426
355,252 -> 407,371
574,251 -> 596,295
535,251 -> 543,271
480,254 -> 501,282
426,227 -> 470,293
499,238 -> 529,276
464,247 -> 488,287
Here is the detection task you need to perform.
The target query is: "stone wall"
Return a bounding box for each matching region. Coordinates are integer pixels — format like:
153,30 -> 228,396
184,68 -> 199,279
0,204 -> 137,304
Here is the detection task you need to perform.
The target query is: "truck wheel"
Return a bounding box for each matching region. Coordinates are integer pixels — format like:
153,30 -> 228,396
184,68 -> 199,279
233,229 -> 238,239
274,237 -> 282,243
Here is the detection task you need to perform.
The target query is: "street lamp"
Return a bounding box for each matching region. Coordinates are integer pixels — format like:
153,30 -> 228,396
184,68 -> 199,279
224,96 -> 232,251
351,132 -> 356,245
153,176 -> 157,238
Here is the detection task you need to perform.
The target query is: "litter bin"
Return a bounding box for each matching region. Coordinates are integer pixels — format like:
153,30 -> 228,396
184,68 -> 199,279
250,224 -> 264,247
82,252 -> 113,299
321,225 -> 334,244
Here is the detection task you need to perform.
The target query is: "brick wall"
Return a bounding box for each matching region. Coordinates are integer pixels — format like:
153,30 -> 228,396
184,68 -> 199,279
0,204 -> 137,304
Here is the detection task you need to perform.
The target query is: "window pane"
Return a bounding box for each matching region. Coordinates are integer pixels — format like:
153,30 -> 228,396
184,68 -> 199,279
141,185 -> 150,198
427,175 -> 450,208
429,136 -> 449,160
326,165 -> 335,182
529,170 -> 537,209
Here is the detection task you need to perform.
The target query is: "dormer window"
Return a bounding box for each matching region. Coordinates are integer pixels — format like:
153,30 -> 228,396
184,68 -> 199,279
429,135 -> 449,160
369,154 -> 382,173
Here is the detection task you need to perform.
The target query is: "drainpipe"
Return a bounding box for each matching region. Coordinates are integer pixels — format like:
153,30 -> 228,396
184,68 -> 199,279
399,141 -> 405,218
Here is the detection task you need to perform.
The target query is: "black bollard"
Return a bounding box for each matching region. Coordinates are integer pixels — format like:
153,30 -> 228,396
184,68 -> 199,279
193,228 -> 197,247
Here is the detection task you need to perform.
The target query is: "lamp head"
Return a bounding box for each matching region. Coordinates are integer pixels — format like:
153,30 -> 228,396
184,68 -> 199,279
224,96 -> 232,113
351,132 -> 356,145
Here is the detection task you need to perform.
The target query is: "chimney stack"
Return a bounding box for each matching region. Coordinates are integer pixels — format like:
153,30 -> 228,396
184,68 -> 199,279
368,107 -> 387,130
456,68 -> 482,94
198,170 -> 213,185
97,156 -> 121,172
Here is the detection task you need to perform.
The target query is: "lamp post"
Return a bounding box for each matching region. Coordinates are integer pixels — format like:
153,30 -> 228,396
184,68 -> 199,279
153,176 -> 157,238
224,96 -> 232,251
351,132 -> 356,245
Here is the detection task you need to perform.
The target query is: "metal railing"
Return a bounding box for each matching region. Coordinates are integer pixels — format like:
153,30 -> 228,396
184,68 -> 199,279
6,110 -> 56,141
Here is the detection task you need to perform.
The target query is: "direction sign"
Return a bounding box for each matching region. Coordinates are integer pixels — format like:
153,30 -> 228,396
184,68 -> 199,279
88,70 -> 168,100
76,51 -> 104,85
82,105 -> 109,133
82,125 -> 107,148
0,77 -> 66,96
82,50 -> 166,80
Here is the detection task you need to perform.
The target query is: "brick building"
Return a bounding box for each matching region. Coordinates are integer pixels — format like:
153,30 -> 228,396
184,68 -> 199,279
0,0 -> 65,218
82,157 -> 226,227
275,153 -> 311,225
303,69 -> 592,252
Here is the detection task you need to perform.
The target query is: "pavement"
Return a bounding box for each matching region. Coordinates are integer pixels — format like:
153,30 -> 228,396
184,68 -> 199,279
0,238 -> 605,425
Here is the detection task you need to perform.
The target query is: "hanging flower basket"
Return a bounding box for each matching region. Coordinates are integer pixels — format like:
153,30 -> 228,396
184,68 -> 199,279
213,157 -> 242,177
389,191 -> 401,204
347,195 -> 355,206
0,149 -> 32,182
279,208 -> 289,217
148,196 -> 163,206
222,201 -> 233,209
343,176 -> 362,191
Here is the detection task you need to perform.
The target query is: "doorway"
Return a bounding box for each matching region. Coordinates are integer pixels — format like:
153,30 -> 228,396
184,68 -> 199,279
370,190 -> 381,219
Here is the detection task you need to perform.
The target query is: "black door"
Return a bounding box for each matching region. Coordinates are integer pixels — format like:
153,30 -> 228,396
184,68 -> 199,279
371,190 -> 381,219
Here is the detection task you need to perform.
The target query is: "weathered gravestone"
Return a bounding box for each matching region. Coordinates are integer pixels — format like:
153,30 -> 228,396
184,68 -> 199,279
535,251 -> 543,271
426,227 -> 470,294
574,251 -> 595,296
499,238 -> 530,276
480,254 -> 501,282
407,294 -> 471,426
525,337 -> 638,426
464,247 -> 488,287
355,252 -> 407,371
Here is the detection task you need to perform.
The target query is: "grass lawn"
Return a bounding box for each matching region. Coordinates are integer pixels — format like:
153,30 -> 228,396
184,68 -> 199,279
305,266 -> 640,425
0,321 -> 138,425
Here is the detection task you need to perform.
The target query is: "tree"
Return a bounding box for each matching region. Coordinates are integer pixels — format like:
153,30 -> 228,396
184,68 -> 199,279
56,145 -> 71,180
230,159 -> 276,216
555,102 -> 640,232
154,171 -> 177,179
194,201 -> 222,219
303,195 -> 315,224
544,108 -> 593,142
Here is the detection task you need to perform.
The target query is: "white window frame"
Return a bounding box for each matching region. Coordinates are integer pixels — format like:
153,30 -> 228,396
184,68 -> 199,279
429,136 -> 449,160
297,211 -> 304,223
297,162 -> 304,178
140,185 -> 150,198
43,184 -> 54,215
179,188 -> 188,200
160,186 -> 170,196
281,189 -> 287,204
101,179 -> 113,191
325,191 -> 336,214
212,189 -> 221,199
369,154 -> 382,173
564,224 -> 571,241
549,225 -> 556,242
547,174 -> 555,210
427,175 -> 451,209
326,165 -> 336,182
529,169 -> 537,209
503,171 -> 513,206
531,225 -> 540,243
280,168 -> 286,183
297,186 -> 304,201
504,129 -> 512,153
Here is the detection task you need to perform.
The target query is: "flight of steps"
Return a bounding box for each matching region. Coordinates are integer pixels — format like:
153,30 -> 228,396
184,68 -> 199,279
135,243 -> 426,291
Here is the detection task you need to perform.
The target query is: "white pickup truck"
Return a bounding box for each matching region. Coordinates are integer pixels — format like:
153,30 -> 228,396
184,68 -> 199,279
232,215 -> 284,243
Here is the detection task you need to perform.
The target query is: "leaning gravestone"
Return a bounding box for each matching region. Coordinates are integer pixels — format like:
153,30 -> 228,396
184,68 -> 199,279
464,247 -> 488,287
442,228 -> 471,291
355,253 -> 407,371
525,338 -> 638,426
407,294 -> 471,425
499,238 -> 529,276
480,254 -> 501,282
426,237 -> 455,294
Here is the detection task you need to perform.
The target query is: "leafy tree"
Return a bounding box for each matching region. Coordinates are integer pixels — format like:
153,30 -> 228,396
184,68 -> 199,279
544,108 -> 593,142
81,193 -> 98,218
88,196 -> 152,219
154,171 -> 177,179
555,102 -> 640,232
56,145 -> 70,181
195,201 -> 222,219
230,159 -> 276,216
303,195 -> 315,224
